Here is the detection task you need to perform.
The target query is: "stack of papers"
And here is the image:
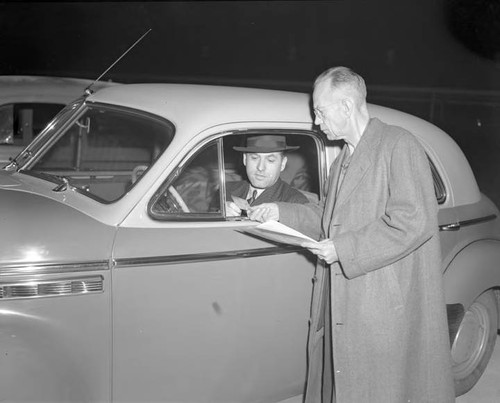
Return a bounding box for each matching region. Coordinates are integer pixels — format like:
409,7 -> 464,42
242,220 -> 317,247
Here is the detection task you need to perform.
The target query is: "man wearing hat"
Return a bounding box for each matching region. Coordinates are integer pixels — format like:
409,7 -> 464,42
226,135 -> 309,216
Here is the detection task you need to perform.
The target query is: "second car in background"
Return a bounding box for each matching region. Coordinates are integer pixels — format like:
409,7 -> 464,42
0,75 -> 118,164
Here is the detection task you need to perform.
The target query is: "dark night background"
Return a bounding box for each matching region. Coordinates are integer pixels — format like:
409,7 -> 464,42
1,0 -> 499,204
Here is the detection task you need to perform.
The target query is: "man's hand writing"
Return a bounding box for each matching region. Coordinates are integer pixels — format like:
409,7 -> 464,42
225,201 -> 242,217
301,239 -> 338,264
247,203 -> 279,222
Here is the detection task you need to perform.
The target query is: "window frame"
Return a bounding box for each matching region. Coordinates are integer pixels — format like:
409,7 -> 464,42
20,101 -> 175,204
428,156 -> 447,205
148,129 -> 325,222
148,137 -> 226,221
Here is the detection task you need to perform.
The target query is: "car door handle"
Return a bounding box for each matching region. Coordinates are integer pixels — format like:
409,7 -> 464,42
440,222 -> 461,231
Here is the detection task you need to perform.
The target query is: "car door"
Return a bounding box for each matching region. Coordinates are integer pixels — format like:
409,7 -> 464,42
111,129 -> 324,403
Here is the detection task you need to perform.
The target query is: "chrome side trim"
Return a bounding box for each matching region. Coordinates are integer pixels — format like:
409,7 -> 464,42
114,245 -> 303,268
439,214 -> 497,231
0,276 -> 104,300
0,260 -> 110,277
458,214 -> 497,227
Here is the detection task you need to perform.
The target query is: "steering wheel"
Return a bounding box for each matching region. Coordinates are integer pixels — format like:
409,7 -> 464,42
167,186 -> 190,213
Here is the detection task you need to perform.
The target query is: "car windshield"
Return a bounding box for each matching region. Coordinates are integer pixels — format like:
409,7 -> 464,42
21,103 -> 174,203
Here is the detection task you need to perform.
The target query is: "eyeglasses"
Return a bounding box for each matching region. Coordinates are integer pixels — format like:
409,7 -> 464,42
313,102 -> 336,121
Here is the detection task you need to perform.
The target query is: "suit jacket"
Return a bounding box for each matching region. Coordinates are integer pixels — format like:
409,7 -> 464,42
278,118 -> 454,403
226,178 -> 308,206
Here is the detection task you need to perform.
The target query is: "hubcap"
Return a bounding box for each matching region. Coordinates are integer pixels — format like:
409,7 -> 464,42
451,302 -> 490,378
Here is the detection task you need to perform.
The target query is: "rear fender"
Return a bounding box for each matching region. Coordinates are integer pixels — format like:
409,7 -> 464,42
443,239 -> 500,327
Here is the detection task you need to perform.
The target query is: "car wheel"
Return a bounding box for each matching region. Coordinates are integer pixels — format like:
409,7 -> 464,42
451,289 -> 498,396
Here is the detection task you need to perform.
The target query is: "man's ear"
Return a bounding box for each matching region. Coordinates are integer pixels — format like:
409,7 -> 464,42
280,155 -> 288,172
243,153 -> 247,166
342,98 -> 354,117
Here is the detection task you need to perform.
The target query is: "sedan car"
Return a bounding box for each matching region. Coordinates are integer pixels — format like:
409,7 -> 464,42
0,83 -> 499,402
0,75 -> 118,164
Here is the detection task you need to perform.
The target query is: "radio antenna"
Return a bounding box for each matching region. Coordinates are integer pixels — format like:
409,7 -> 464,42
85,28 -> 152,95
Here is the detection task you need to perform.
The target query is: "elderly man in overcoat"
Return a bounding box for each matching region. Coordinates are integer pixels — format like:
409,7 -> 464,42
249,67 -> 455,402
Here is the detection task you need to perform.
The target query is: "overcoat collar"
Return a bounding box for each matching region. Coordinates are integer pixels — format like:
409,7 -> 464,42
334,118 -> 382,209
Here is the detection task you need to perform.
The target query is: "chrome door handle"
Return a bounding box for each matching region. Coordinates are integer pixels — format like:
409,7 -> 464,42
440,222 -> 461,231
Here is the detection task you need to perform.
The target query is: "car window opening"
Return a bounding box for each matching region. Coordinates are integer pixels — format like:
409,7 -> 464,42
149,132 -> 321,221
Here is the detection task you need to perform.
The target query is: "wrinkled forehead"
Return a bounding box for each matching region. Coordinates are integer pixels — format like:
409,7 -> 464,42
312,78 -> 343,106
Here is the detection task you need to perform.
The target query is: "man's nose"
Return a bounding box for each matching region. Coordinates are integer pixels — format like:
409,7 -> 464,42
257,159 -> 265,171
314,114 -> 322,125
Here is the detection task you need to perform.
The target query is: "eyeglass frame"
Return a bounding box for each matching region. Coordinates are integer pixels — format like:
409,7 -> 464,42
313,101 -> 337,121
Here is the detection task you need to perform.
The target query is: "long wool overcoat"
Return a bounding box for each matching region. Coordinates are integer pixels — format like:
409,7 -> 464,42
277,118 -> 455,403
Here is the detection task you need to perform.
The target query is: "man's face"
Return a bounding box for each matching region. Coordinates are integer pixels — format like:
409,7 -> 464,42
312,80 -> 348,141
243,152 -> 287,189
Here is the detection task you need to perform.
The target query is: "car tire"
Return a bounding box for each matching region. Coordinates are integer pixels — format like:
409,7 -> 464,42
451,289 -> 498,396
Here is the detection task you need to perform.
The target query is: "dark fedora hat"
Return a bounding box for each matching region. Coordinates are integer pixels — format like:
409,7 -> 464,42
233,135 -> 299,153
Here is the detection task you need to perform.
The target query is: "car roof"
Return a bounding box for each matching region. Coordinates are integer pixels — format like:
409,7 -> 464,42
0,75 -> 118,103
87,83 -> 480,207
87,83 -> 312,129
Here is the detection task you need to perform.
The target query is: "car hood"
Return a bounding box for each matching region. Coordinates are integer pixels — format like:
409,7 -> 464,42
0,186 -> 115,268
0,170 -> 24,188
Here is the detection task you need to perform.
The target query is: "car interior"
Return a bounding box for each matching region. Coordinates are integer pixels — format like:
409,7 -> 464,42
150,132 -> 321,219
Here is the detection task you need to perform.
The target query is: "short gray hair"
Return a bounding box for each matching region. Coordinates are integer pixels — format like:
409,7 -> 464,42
314,66 -> 367,104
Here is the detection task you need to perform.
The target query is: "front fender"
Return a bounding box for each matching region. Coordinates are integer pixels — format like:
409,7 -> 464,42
0,273 -> 111,402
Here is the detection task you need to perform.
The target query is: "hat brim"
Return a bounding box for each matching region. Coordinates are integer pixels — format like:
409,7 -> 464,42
233,145 -> 300,152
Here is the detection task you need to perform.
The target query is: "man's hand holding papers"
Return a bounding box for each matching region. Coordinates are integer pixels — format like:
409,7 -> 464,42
301,238 -> 339,264
243,221 -> 339,264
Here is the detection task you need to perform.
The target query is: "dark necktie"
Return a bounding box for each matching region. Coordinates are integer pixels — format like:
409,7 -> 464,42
247,189 -> 258,205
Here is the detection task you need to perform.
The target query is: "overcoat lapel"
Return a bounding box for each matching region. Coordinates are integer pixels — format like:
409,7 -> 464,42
322,145 -> 349,237
334,126 -> 379,209
255,179 -> 284,204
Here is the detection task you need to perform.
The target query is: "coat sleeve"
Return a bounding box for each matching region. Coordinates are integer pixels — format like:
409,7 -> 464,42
276,156 -> 339,240
334,134 -> 438,279
285,189 -> 310,204
276,201 -> 323,240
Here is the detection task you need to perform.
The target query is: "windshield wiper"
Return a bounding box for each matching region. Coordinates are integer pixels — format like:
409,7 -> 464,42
52,175 -> 74,192
14,170 -> 76,193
